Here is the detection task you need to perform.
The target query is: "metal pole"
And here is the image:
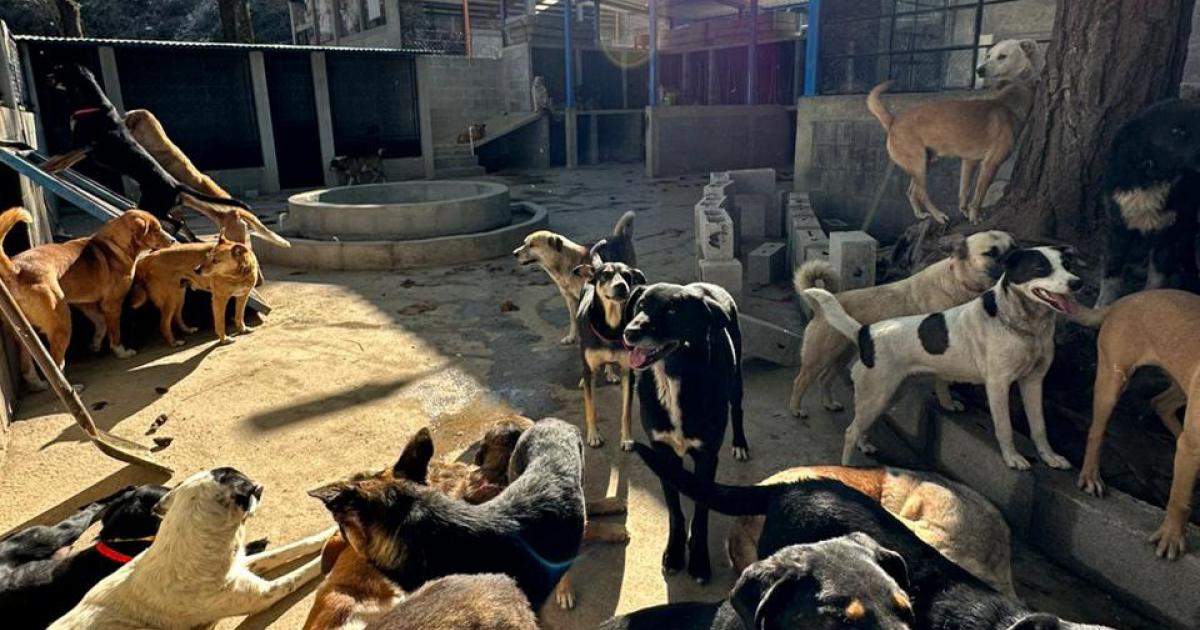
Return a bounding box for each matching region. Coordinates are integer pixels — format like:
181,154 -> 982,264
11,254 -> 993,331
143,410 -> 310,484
462,0 -> 473,56
747,0 -> 758,105
648,0 -> 658,106
564,0 -> 575,108
501,0 -> 508,47
803,0 -> 820,96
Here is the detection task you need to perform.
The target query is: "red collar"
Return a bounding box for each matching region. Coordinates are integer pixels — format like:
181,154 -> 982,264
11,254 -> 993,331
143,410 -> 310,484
94,542 -> 135,564
70,107 -> 103,119
589,318 -> 630,349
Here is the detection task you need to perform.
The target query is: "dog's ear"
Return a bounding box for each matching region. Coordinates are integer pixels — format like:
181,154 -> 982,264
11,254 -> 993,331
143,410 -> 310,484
392,427 -> 434,482
732,560 -> 817,630
703,296 -> 732,329
217,229 -> 229,246
307,482 -> 351,508
550,235 -> 563,252
624,284 -> 646,322
630,268 -> 647,286
844,531 -> 911,593
231,243 -> 251,274
588,238 -> 608,265
1004,614 -> 1063,630
572,264 -> 595,280
1019,39 -> 1039,60
151,490 -> 176,518
943,233 -> 970,260
320,531 -> 349,574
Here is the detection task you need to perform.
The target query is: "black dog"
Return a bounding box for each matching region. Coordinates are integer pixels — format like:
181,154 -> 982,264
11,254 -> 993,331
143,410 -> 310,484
622,281 -> 748,583
1096,98 -> 1200,306
43,64 -> 251,240
632,444 -> 1114,630
0,485 -> 167,630
310,419 -> 585,610
601,534 -> 916,630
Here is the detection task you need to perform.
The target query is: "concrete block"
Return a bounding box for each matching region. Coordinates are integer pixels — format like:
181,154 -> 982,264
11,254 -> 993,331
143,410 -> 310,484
747,241 -> 786,285
829,231 -> 877,291
932,412 -> 1037,537
792,229 -> 829,271
739,313 -> 802,366
697,204 -> 735,261
739,193 -> 768,241
727,168 -> 776,198
699,258 -> 743,299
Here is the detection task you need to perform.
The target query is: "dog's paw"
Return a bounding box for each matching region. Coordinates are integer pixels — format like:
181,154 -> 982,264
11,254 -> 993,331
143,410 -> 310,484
621,439 -> 635,452
662,546 -> 686,574
687,556 -> 712,584
938,398 -> 965,412
823,400 -> 845,413
554,583 -> 576,609
217,337 -> 236,346
856,439 -> 879,455
171,339 -> 186,347
1077,470 -> 1106,497
559,334 -> 578,345
732,446 -> 750,461
604,369 -> 622,384
180,324 -> 199,334
111,345 -> 136,359
1001,451 -> 1032,471
1150,521 -> 1188,560
1040,451 -> 1071,470
586,430 -> 605,448
89,339 -> 104,353
71,383 -> 86,394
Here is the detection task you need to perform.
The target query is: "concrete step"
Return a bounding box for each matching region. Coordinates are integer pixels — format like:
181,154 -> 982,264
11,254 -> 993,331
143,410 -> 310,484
435,144 -> 475,156
434,154 -> 480,170
434,165 -> 487,178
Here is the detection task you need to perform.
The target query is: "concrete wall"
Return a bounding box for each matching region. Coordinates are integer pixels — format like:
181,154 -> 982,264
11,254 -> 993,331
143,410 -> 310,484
416,55 -> 507,145
647,105 -> 791,177
501,44 -> 533,114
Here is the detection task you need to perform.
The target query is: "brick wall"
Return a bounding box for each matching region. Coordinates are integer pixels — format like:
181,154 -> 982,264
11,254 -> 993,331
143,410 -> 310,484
417,56 -> 507,144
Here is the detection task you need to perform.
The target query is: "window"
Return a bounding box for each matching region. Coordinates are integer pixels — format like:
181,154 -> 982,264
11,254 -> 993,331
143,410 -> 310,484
818,0 -> 1036,95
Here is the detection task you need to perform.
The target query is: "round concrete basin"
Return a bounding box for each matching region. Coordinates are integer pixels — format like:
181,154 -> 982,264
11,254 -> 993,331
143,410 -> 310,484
287,181 -> 511,241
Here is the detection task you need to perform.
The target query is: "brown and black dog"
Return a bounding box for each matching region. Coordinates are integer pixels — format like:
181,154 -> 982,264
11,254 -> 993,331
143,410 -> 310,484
0,207 -> 172,388
1075,289 -> 1200,559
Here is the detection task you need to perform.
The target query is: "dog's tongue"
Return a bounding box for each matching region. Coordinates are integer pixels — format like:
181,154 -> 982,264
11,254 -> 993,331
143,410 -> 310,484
629,347 -> 651,369
1050,292 -> 1075,315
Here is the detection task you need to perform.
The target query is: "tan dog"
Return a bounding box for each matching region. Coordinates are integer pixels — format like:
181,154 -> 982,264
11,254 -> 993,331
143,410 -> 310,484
191,234 -> 260,344
456,123 -> 486,144
329,150 -> 387,186
0,207 -> 172,388
128,242 -> 214,347
366,574 -> 537,630
123,109 -> 290,249
867,39 -> 1042,224
789,230 -> 1015,417
725,465 -> 1015,597
1075,289 -> 1200,559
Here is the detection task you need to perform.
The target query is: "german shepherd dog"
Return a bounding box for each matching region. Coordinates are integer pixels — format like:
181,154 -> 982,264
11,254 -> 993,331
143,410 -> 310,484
310,419 -> 586,611
42,65 -> 252,241
631,444 -> 1114,630
622,282 -> 748,583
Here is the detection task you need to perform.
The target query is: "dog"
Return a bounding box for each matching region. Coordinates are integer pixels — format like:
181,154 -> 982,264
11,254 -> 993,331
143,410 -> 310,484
631,443 -> 1116,630
329,149 -> 387,186
513,210 -> 636,345
123,109 -> 291,249
0,207 -> 172,388
51,468 -> 330,629
805,246 -> 1081,471
1072,289 -> 1200,559
622,281 -> 748,583
531,76 -> 552,112
310,418 -> 585,612
574,251 -> 646,449
867,39 -> 1042,224
128,242 -> 216,347
601,534 -> 916,630
367,574 -> 537,630
190,233 -> 260,344
725,466 -> 1014,597
42,65 -> 254,241
1,485 -> 166,630
457,123 -> 486,145
1094,99 -> 1200,306
789,230 -> 1015,417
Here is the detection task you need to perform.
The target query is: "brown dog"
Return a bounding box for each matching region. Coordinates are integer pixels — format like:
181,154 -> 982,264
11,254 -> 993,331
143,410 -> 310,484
129,242 -> 215,347
187,234 -> 259,344
123,109 -> 290,249
0,207 -> 172,388
1076,289 -> 1200,559
456,123 -> 486,144
365,574 -> 537,630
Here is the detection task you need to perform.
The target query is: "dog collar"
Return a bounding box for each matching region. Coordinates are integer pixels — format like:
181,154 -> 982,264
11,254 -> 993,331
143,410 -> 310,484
95,542 -> 135,564
70,107 -> 103,119
589,319 -> 630,349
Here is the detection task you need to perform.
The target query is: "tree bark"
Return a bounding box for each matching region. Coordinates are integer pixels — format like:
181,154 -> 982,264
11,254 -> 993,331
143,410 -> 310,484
989,0 -> 1195,249
53,0 -> 84,37
217,0 -> 255,43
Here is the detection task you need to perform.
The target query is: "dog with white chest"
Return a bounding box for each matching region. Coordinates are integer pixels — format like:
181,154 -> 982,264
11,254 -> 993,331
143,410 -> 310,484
51,468 -> 331,630
806,246 -> 1082,471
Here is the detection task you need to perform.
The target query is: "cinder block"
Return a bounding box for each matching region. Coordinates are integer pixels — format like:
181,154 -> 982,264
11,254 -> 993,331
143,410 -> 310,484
792,229 -> 829,271
747,241 -> 786,285
727,168 -> 776,198
698,205 -> 735,261
699,258 -> 743,299
739,194 -> 768,241
739,313 -> 802,366
829,231 -> 877,291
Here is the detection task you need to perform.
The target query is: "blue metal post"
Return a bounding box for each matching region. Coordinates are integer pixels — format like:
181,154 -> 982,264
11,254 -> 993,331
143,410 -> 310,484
564,0 -> 575,108
803,0 -> 820,96
648,0 -> 658,106
747,0 -> 758,104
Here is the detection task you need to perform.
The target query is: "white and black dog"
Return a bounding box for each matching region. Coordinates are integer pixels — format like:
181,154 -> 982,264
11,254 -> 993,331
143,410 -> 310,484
622,282 -> 748,583
806,246 -> 1082,471
1095,99 -> 1200,306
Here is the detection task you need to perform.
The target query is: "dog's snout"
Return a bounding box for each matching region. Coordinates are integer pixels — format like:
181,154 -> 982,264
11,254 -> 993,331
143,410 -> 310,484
252,484 -> 264,500
611,282 -> 629,300
976,66 -> 987,78
1068,277 -> 1083,292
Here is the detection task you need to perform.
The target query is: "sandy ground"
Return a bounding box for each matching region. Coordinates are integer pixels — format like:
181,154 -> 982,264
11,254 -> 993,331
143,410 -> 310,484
0,165 -> 1157,628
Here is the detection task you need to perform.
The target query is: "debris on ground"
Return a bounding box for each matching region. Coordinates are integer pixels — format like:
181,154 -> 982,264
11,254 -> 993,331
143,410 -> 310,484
154,386 -> 169,395
397,301 -> 438,316
146,414 -> 168,435
90,401 -> 108,411
499,301 -> 520,312
151,436 -> 173,451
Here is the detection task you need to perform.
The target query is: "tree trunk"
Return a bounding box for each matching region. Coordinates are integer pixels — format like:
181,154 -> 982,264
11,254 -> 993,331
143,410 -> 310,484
218,0 -> 255,43
53,0 -> 84,37
990,0 -> 1195,248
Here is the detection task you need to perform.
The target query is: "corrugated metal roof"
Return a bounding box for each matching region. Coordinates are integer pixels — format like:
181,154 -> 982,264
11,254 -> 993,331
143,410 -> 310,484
13,34 -> 443,56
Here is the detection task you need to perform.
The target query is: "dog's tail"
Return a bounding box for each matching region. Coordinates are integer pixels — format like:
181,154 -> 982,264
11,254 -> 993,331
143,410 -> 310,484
129,282 -> 148,309
803,288 -> 865,344
236,209 -> 291,248
609,210 -> 637,267
867,81 -> 896,131
0,207 -> 32,278
1066,303 -> 1112,328
631,443 -> 781,516
794,260 -> 840,298
177,189 -> 251,212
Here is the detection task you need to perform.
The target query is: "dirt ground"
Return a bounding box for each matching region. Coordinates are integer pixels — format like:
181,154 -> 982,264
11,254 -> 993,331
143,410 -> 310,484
0,165 -> 1157,628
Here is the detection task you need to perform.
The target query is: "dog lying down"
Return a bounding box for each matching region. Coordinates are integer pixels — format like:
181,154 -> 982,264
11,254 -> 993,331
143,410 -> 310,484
365,574 -> 537,630
310,418 -> 586,613
601,534 -> 916,630
51,468 -> 332,630
632,443 -> 1115,630
725,465 -> 1015,597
